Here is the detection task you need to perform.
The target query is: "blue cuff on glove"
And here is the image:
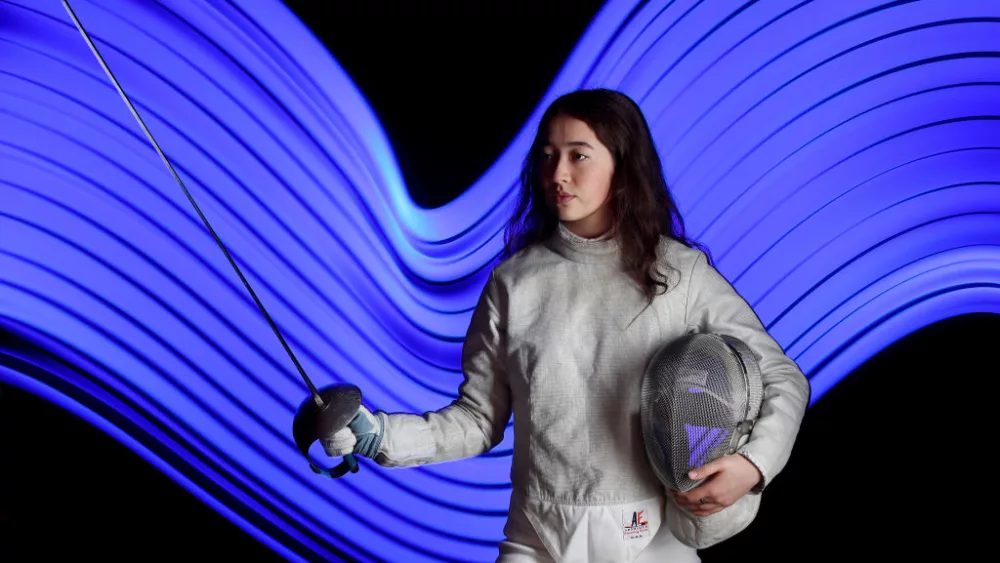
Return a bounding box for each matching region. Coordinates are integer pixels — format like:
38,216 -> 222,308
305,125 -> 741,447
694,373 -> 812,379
350,409 -> 385,459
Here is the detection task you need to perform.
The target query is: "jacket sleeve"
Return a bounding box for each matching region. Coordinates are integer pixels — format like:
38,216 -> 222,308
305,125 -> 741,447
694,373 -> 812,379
371,269 -> 511,468
684,251 -> 810,492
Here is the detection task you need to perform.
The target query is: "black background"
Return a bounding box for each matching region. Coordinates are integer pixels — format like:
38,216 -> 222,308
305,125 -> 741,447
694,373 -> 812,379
2,1 -> 996,561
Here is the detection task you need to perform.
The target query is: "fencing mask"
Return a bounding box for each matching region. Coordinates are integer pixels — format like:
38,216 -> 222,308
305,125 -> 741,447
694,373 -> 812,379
640,332 -> 765,548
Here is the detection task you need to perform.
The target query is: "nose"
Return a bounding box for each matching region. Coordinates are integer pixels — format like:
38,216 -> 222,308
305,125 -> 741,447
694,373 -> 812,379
547,153 -> 571,188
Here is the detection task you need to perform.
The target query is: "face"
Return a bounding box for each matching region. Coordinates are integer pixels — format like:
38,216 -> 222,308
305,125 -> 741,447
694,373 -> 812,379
540,114 -> 615,238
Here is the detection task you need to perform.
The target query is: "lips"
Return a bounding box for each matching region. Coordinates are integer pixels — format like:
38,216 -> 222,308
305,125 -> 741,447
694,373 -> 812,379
556,193 -> 575,205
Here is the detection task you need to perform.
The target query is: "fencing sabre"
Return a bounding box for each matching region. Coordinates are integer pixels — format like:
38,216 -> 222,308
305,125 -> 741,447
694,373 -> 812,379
61,0 -> 361,479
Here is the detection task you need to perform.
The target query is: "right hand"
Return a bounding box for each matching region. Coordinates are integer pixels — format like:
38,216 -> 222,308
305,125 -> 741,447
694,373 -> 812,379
321,404 -> 385,460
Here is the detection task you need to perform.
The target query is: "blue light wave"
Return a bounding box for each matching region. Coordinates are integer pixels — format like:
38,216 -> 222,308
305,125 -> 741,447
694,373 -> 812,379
1,1 -> 998,561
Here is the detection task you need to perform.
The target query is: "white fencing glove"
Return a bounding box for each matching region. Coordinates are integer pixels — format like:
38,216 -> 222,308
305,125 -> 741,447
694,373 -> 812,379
322,404 -> 386,460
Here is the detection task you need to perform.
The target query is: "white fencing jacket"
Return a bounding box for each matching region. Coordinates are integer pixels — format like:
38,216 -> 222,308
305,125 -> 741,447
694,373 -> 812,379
370,223 -> 811,562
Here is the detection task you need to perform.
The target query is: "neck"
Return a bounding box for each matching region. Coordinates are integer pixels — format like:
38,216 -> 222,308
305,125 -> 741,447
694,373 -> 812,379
562,214 -> 612,239
564,222 -> 611,239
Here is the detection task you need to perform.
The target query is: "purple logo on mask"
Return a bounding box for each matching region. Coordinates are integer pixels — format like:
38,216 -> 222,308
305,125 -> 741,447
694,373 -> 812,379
684,424 -> 729,469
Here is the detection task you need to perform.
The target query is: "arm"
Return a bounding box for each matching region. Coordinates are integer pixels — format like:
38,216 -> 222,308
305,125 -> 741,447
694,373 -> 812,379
372,270 -> 511,468
684,251 -> 810,492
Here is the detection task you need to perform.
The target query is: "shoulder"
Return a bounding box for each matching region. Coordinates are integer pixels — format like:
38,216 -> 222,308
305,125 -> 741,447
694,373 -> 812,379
655,236 -> 709,282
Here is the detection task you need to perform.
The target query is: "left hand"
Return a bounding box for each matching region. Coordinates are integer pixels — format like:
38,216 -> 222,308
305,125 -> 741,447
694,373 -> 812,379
669,454 -> 763,517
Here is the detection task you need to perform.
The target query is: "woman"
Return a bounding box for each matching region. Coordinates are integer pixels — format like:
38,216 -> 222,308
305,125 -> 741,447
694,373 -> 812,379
325,88 -> 810,562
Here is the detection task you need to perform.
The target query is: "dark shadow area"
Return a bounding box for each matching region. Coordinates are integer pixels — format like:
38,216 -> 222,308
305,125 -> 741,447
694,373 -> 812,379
699,312 -> 999,562
0,375 -> 286,562
280,0 -> 607,209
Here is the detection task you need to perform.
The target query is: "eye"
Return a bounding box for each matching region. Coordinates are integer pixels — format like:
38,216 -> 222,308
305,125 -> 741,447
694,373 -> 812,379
573,152 -> 588,161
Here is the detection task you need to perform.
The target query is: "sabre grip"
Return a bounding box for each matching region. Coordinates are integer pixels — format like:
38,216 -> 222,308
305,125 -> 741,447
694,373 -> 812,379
292,384 -> 365,479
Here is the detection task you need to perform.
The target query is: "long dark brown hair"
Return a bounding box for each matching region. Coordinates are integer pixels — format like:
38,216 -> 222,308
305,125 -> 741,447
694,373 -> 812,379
502,88 -> 709,303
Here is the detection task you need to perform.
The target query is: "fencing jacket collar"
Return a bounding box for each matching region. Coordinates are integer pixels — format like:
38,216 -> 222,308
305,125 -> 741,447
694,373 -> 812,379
545,221 -> 621,264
